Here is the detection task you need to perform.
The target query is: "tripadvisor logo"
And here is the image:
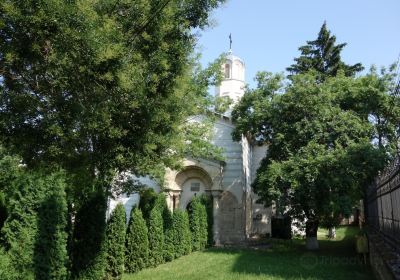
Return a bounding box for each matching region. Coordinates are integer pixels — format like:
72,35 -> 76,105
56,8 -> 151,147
300,252 -> 318,270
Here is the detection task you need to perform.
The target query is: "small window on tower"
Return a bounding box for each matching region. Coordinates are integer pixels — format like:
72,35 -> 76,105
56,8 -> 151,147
224,63 -> 230,78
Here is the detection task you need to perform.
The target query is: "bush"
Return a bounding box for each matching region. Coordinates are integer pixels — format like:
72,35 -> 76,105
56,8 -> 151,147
172,210 -> 192,258
199,194 -> 213,246
188,197 -> 202,251
199,204 -> 208,250
138,189 -> 158,221
71,190 -> 107,279
105,204 -> 126,280
1,170 -> 69,280
0,191 -> 7,232
125,207 -> 148,273
0,247 -> 17,280
147,207 -> 164,267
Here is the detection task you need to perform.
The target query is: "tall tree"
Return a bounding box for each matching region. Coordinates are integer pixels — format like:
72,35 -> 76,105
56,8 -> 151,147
0,0 -> 225,196
232,71 -> 396,249
287,22 -> 363,81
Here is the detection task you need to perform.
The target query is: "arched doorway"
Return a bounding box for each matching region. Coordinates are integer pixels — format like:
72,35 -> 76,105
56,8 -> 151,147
219,191 -> 243,243
174,166 -> 212,209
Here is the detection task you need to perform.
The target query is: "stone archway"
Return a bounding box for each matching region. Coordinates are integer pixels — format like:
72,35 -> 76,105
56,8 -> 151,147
219,191 -> 244,243
174,166 -> 213,209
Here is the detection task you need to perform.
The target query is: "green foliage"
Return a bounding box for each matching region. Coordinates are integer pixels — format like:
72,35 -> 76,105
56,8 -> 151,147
125,207 -> 148,273
287,22 -> 363,81
0,247 -> 16,280
173,210 -> 192,258
105,204 -> 126,280
199,195 -> 213,246
232,70 -> 396,238
188,197 -> 208,251
71,190 -> 107,280
147,207 -> 164,267
0,191 -> 7,232
199,204 -> 208,250
1,170 -> 68,280
138,188 -> 158,221
0,0 -> 225,185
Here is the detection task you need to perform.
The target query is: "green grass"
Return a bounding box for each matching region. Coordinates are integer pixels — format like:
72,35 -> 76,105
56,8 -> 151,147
123,226 -> 374,280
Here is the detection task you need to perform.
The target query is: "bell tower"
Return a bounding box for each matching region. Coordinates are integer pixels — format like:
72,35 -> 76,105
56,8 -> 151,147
215,47 -> 246,108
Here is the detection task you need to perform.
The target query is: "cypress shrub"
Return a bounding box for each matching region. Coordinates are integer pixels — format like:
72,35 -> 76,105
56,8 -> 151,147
105,203 -> 126,280
199,194 -> 213,246
125,207 -> 148,273
181,211 -> 192,255
0,191 -> 7,232
147,207 -> 164,267
199,204 -> 208,250
188,198 -> 202,251
138,189 -> 157,221
71,190 -> 107,280
1,171 -> 69,280
171,210 -> 192,258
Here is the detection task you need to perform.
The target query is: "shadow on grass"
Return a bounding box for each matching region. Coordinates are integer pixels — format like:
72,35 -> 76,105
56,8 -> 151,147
208,226 -> 374,280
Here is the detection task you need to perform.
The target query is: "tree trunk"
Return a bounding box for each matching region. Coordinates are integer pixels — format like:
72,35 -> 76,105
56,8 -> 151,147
327,226 -> 336,239
305,220 -> 319,250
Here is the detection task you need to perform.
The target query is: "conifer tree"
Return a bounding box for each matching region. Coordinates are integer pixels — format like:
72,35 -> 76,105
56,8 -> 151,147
199,204 -> 208,250
1,170 -> 68,279
125,207 -> 148,273
188,198 -> 202,251
105,204 -> 126,280
147,207 -> 164,267
287,22 -> 363,81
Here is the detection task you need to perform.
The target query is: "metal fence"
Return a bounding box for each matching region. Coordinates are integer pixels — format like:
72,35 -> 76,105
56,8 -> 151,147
366,156 -> 400,251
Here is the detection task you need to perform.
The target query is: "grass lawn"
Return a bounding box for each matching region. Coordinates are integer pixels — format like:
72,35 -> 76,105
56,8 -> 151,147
123,226 -> 374,280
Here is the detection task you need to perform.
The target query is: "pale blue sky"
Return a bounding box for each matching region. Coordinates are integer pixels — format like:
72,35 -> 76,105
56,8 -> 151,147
196,0 -> 400,88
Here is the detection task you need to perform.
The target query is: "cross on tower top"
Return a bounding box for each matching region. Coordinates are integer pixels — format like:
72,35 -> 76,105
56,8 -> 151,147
229,33 -> 232,51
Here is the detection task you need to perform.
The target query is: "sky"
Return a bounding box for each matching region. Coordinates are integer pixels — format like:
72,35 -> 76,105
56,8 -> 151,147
196,0 -> 400,88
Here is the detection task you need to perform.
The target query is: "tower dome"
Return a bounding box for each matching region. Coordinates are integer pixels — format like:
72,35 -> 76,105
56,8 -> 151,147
215,49 -> 246,108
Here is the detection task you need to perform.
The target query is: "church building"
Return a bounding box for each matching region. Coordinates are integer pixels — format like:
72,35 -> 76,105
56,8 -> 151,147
109,49 -> 273,245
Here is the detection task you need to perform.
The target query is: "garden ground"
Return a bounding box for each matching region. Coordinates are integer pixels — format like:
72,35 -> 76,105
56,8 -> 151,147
123,226 -> 374,280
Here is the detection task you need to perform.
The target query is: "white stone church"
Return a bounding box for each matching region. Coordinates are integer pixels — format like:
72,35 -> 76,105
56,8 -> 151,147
109,50 -> 273,245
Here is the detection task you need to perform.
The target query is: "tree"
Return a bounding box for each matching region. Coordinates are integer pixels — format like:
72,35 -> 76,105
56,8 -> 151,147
71,190 -> 107,279
287,22 -> 363,81
125,207 -> 148,273
147,206 -> 164,267
0,0 -> 225,273
105,203 -> 126,280
232,71 -> 394,249
1,169 -> 69,279
188,197 -> 203,251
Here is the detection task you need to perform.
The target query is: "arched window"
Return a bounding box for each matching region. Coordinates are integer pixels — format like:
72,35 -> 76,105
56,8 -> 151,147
224,63 -> 231,78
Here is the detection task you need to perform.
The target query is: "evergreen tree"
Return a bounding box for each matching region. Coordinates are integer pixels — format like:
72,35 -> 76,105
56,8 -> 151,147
171,210 -> 192,258
199,204 -> 208,250
1,170 -> 68,280
70,190 -> 107,279
147,207 -> 164,267
199,194 -> 213,246
125,207 -> 148,273
188,198 -> 202,251
105,204 -> 126,280
181,211 -> 192,255
287,22 -> 363,81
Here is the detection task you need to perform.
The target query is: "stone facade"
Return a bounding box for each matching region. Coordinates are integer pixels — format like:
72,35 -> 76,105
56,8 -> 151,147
108,50 -> 272,245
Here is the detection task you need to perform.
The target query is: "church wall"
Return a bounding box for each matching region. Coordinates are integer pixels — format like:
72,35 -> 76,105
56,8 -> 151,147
212,118 -> 244,203
250,144 -> 272,236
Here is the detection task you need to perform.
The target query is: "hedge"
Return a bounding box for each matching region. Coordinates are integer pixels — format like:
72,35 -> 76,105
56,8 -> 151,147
105,203 -> 126,280
125,207 -> 148,273
71,190 -> 107,279
147,207 -> 164,267
1,170 -> 69,280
